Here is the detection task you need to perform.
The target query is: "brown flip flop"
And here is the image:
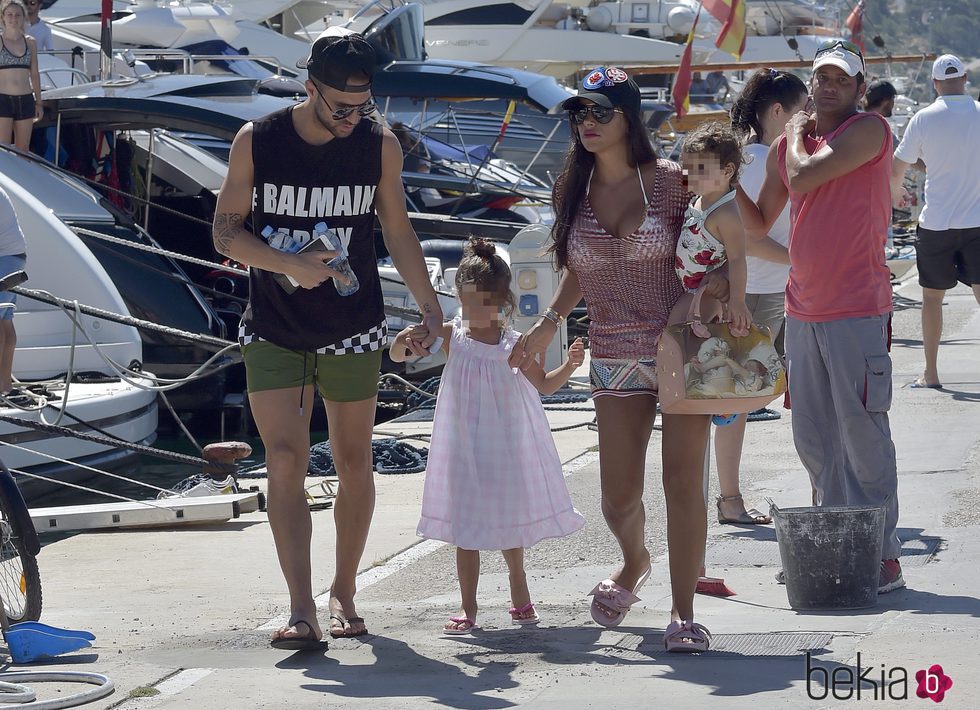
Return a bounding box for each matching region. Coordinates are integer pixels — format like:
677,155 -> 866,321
270,620 -> 327,651
329,614 -> 368,638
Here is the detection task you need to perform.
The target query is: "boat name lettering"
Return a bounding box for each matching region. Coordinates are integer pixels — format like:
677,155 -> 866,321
425,39 -> 489,47
259,184 -> 377,218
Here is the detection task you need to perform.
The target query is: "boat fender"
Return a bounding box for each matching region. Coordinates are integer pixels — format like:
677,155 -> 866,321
585,6 -> 613,32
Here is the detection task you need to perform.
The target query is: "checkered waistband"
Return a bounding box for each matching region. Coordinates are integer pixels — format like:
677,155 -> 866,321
238,320 -> 388,355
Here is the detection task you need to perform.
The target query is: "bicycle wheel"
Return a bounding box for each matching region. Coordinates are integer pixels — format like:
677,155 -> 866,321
0,474 -> 42,623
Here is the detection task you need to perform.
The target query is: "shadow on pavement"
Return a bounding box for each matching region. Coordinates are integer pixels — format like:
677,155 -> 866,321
270,625 -> 839,703
277,635 -> 520,709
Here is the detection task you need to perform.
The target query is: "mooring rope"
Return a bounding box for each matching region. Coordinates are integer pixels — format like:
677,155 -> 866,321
308,438 -> 429,476
0,413 -> 208,467
12,286 -> 236,350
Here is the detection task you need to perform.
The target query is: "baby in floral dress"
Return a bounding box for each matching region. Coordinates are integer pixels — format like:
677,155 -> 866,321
673,122 -> 752,334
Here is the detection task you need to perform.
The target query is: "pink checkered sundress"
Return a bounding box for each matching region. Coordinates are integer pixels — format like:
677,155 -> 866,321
417,316 -> 585,551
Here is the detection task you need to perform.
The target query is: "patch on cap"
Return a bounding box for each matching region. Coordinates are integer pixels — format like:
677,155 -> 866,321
605,67 -> 628,83
583,68 -> 610,90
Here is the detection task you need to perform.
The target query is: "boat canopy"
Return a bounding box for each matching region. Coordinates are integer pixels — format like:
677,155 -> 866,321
373,60 -> 572,113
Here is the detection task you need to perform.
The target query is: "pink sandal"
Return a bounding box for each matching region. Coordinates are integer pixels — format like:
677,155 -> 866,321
664,620 -> 711,653
588,566 -> 652,628
443,616 -> 479,635
509,602 -> 540,625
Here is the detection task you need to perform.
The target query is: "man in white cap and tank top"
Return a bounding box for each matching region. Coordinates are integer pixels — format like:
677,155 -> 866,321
738,39 -> 904,595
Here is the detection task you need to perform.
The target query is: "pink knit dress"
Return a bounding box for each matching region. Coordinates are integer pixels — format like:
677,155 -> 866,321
417,316 -> 585,551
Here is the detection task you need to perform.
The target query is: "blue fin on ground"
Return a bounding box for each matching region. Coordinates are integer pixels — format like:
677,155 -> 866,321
4,623 -> 95,663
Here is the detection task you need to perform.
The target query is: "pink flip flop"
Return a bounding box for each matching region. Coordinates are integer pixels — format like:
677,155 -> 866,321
443,616 -> 479,635
664,619 -> 712,653
509,602 -> 540,626
588,566 -> 652,628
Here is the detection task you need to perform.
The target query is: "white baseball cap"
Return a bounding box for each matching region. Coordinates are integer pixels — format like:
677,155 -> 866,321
812,41 -> 865,77
932,54 -> 966,81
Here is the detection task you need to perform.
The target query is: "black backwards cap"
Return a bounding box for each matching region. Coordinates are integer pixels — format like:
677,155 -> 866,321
297,28 -> 375,92
560,67 -> 642,114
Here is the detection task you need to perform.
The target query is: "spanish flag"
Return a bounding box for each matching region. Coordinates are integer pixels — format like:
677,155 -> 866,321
703,0 -> 747,60
845,0 -> 866,53
672,9 -> 701,118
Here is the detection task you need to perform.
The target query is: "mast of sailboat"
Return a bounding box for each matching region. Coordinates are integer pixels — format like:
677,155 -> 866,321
100,0 -> 112,80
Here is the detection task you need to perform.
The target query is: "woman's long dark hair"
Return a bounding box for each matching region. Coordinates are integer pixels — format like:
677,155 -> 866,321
550,106 -> 657,269
730,69 -> 808,144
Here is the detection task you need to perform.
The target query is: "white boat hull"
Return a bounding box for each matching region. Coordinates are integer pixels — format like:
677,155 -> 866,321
0,381 -> 158,475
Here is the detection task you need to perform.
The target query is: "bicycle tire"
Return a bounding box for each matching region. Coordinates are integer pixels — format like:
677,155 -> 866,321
0,466 -> 42,623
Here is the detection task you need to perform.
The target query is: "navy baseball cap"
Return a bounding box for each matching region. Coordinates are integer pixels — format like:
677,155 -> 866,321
561,67 -> 641,114
298,28 -> 375,92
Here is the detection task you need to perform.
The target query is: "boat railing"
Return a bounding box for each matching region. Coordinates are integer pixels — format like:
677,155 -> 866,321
39,48 -> 285,83
39,65 -> 90,88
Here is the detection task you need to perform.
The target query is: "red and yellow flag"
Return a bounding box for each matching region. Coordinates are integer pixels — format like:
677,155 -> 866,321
845,0 -> 866,53
672,9 -> 702,118
703,0 -> 747,60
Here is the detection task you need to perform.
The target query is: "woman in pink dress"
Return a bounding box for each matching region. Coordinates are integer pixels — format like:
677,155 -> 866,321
510,67 -> 728,652
390,238 -> 586,634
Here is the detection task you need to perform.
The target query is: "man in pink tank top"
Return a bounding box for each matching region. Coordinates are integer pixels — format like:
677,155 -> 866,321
738,40 -> 904,595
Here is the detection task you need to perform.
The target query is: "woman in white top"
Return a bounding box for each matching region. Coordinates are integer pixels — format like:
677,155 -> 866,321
713,68 -> 809,525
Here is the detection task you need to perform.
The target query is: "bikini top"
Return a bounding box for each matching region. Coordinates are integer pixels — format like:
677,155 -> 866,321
0,38 -> 31,70
585,165 -> 652,223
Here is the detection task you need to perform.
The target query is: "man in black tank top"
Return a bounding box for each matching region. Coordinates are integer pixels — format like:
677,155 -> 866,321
213,29 -> 443,650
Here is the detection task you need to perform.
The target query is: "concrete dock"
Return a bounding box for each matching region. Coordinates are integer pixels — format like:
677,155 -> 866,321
18,277 -> 980,709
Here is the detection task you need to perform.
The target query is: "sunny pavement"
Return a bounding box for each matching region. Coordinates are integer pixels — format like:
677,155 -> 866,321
18,278 -> 980,709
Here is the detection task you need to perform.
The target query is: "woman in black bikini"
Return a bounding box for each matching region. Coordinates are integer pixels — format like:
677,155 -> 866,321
0,0 -> 41,151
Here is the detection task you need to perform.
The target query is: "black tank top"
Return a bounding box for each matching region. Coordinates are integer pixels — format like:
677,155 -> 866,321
244,107 -> 385,352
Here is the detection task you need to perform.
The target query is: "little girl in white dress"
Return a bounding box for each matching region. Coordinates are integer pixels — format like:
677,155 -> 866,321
390,238 -> 586,634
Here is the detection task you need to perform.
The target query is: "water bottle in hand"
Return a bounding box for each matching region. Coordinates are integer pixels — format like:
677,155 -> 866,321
313,222 -> 359,296
261,225 -> 302,254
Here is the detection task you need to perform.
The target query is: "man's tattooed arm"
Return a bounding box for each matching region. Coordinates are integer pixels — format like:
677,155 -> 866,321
213,212 -> 244,257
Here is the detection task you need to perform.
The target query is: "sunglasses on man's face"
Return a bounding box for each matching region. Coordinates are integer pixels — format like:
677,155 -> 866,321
568,105 -> 620,125
815,40 -> 865,67
311,82 -> 376,121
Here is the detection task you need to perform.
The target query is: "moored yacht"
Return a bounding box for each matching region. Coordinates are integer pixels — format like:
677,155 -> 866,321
0,164 -> 158,498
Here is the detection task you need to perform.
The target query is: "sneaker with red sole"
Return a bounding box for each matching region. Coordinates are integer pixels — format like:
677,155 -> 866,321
878,559 -> 905,594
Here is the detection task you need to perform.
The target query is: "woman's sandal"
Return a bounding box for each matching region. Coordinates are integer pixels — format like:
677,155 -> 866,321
509,602 -> 540,626
443,616 -> 479,635
588,565 -> 652,628
717,494 -> 772,525
329,614 -> 368,639
664,620 -> 712,653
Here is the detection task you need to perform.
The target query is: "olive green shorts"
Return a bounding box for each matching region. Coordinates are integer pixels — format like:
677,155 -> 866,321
242,341 -> 382,402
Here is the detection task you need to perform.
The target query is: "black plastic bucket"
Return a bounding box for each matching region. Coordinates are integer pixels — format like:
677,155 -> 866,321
771,503 -> 884,610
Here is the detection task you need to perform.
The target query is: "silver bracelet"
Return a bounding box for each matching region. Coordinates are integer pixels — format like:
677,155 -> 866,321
544,307 -> 564,323
540,310 -> 561,328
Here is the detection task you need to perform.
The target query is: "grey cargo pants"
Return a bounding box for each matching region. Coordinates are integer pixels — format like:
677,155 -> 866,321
785,314 -> 901,559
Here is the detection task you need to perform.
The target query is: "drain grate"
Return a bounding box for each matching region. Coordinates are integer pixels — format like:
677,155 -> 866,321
896,536 -> 941,567
706,536 -> 942,568
709,631 -> 834,657
706,538 -> 781,567
603,631 -> 834,659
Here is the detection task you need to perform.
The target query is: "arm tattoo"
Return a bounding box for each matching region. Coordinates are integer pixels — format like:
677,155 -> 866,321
213,212 -> 244,256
